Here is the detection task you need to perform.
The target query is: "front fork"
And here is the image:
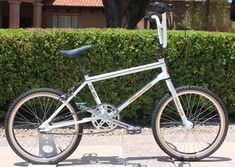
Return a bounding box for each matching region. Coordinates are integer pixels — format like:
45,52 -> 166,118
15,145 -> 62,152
165,79 -> 193,129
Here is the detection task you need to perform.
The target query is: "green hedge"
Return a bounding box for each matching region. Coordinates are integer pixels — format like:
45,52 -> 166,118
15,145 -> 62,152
0,29 -> 235,125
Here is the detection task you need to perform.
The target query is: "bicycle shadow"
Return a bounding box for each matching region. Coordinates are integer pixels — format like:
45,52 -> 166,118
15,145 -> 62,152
14,154 -> 169,167
61,153 -> 124,166
14,154 -> 231,167
173,157 -> 232,167
60,154 -> 172,166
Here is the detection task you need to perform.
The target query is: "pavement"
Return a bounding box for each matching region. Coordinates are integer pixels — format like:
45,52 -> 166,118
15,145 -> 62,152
0,129 -> 234,167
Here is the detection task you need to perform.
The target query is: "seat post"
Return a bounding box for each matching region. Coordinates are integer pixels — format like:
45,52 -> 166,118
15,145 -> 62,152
76,57 -> 88,76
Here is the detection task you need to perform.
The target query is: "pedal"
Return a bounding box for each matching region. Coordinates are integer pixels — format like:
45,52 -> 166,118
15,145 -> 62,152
127,126 -> 142,135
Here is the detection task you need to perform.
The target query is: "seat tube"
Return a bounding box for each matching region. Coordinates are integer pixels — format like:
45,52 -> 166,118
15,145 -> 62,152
165,79 -> 189,125
85,75 -> 102,105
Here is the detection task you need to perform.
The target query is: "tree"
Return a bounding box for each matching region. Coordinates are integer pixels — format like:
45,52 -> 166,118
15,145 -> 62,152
182,0 -> 230,31
231,0 -> 235,21
205,0 -> 211,30
125,0 -> 150,29
102,0 -> 149,29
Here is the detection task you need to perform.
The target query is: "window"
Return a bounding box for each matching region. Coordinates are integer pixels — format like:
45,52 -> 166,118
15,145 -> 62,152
52,15 -> 79,28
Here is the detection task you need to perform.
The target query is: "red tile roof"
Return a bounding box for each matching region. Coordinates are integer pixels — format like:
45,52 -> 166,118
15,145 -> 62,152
47,0 -> 103,7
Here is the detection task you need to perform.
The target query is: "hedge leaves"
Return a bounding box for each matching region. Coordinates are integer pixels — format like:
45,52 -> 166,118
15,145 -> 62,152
0,29 -> 234,124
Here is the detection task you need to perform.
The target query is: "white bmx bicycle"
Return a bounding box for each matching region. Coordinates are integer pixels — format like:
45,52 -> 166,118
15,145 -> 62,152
5,2 -> 228,165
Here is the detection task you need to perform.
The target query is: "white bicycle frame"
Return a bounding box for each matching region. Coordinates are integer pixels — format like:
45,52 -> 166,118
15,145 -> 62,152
39,13 -> 193,132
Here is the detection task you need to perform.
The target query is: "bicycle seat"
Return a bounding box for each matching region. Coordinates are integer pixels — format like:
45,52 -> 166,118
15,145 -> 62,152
59,45 -> 97,58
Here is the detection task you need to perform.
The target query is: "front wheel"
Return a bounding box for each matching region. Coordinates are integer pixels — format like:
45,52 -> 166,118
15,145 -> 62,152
5,88 -> 83,164
152,86 -> 228,161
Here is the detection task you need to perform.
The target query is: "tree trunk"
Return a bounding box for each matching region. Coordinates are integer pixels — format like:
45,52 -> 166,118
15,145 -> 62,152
231,0 -> 235,21
205,0 -> 211,31
126,0 -> 149,29
102,0 -> 149,29
102,0 -> 131,28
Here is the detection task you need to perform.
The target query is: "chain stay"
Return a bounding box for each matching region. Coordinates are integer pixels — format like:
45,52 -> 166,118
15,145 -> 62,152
40,128 -> 116,135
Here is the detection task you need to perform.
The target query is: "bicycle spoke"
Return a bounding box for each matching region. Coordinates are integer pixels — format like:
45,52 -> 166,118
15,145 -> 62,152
193,105 -> 214,122
27,100 -> 41,123
189,94 -> 197,118
179,95 -> 189,117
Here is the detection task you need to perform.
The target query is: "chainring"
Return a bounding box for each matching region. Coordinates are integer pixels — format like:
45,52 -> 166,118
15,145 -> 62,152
91,104 -> 120,131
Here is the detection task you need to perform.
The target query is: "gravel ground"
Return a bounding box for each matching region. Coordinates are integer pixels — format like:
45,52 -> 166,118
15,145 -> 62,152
225,125 -> 235,142
1,125 -> 235,140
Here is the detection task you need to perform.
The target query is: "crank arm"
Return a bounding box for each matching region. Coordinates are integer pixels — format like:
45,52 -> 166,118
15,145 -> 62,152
106,118 -> 135,129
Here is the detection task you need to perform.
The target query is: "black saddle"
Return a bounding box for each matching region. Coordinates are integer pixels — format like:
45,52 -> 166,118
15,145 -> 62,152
59,45 -> 97,58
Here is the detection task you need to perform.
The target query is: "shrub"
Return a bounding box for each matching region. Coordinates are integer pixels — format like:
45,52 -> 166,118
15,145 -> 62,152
0,29 -> 235,125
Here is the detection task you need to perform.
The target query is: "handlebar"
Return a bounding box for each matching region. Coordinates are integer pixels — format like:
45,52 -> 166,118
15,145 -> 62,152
145,2 -> 168,48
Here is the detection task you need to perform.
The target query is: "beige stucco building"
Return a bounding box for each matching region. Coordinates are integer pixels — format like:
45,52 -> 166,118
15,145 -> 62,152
0,0 -> 106,29
0,0 -> 232,31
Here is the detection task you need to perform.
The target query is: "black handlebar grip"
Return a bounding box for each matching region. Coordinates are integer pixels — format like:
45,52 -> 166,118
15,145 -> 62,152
149,2 -> 167,14
144,14 -> 151,21
144,13 -> 155,22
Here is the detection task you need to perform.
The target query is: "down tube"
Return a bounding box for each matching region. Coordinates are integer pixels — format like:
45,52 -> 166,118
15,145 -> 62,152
117,73 -> 167,112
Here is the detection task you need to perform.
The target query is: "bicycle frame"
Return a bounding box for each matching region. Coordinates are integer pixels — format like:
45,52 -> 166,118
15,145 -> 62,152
39,12 -> 193,131
39,58 -> 193,131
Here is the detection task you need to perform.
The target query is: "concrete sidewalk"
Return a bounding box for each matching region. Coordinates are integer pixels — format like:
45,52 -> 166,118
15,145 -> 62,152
173,142 -> 234,167
0,134 -> 234,167
0,145 -> 125,167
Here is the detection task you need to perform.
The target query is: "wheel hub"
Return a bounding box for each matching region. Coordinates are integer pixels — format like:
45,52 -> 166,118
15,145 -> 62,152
184,120 -> 194,130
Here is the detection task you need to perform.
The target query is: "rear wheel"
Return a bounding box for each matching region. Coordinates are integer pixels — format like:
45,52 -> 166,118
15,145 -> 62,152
152,86 -> 228,161
5,88 -> 83,164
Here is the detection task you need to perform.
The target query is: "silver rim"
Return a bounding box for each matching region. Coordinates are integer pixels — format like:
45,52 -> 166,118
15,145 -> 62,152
156,90 -> 226,158
8,92 -> 80,163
